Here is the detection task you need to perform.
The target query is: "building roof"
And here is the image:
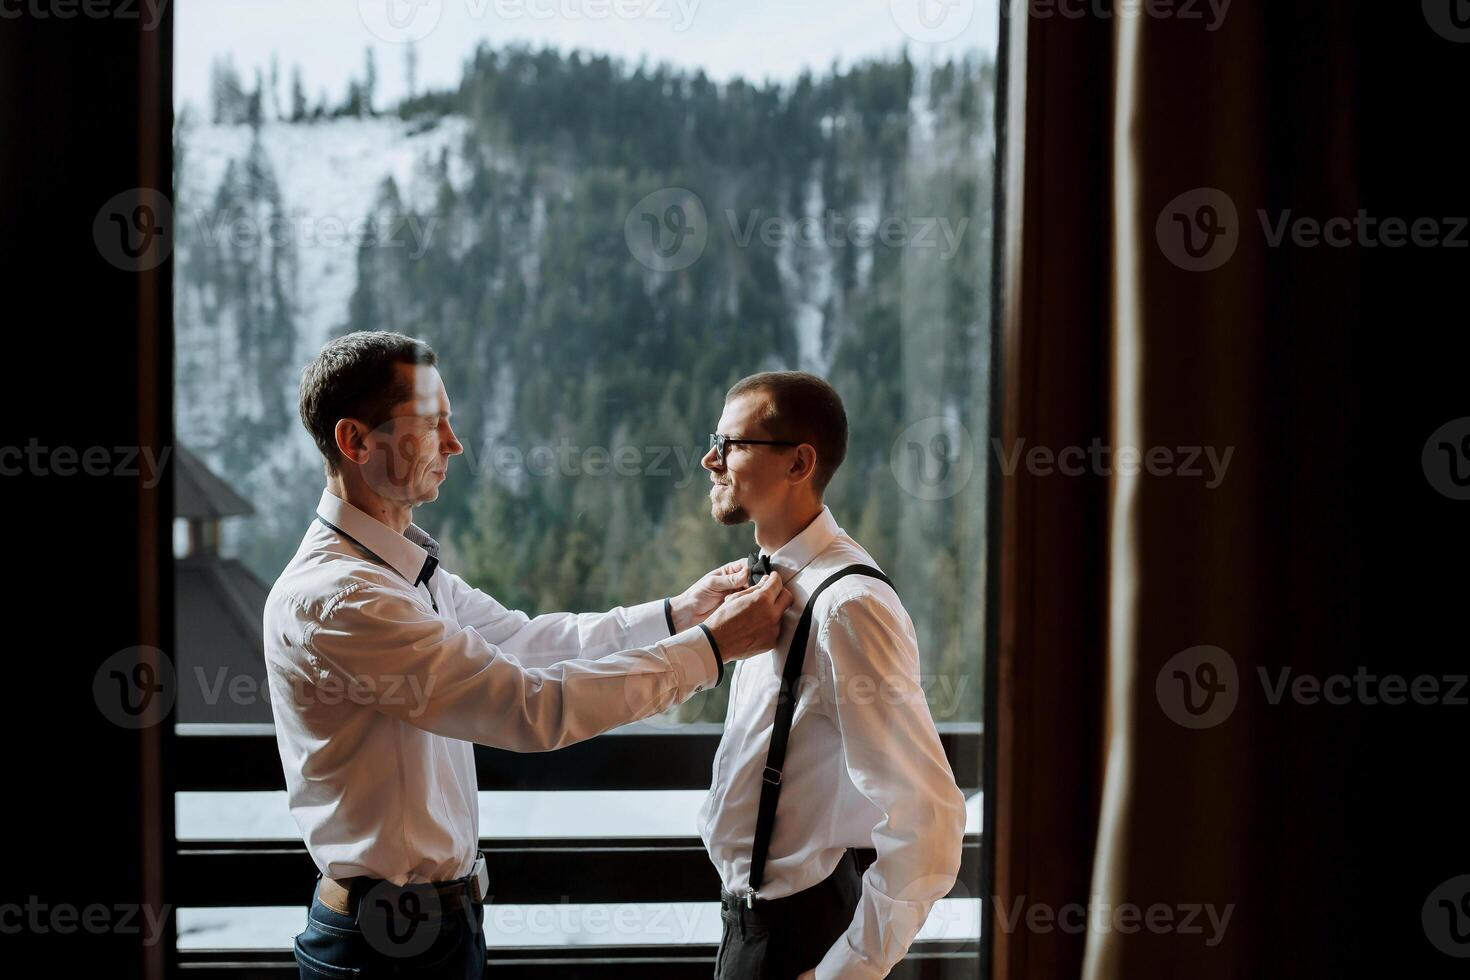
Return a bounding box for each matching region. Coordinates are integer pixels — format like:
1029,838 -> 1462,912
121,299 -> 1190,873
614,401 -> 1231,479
173,445 -> 272,725
175,445 -> 255,520
175,554 -> 272,725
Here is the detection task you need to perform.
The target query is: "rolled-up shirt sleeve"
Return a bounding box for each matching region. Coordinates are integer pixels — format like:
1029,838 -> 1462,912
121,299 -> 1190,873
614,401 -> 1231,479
301,574 -> 716,752
441,570 -> 673,669
812,594 -> 968,980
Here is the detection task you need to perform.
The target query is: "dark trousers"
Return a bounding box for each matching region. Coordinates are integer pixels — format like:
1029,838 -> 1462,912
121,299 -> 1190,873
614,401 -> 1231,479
715,849 -> 863,980
294,874 -> 487,979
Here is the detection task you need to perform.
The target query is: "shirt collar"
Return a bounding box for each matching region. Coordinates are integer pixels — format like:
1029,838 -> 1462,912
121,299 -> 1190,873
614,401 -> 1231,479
316,488 -> 440,586
762,505 -> 840,581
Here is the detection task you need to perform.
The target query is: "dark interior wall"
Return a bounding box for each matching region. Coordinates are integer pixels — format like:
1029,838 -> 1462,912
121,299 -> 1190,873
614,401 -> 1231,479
0,4 -> 173,977
1346,1 -> 1470,973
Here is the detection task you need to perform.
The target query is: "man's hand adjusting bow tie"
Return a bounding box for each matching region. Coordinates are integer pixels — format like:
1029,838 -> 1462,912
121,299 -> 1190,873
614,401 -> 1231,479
667,558 -> 750,633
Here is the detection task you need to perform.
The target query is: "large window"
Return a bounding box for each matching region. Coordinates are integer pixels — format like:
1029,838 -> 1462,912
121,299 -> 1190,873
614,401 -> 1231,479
173,0 -> 998,973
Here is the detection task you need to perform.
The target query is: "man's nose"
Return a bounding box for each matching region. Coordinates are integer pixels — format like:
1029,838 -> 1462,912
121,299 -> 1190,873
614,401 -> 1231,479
443,423 -> 464,456
701,445 -> 720,472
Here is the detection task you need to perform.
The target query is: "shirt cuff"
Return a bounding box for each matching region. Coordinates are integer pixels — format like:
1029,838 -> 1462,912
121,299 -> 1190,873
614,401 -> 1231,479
814,940 -> 887,980
626,598 -> 675,649
660,625 -> 721,694
697,623 -> 723,685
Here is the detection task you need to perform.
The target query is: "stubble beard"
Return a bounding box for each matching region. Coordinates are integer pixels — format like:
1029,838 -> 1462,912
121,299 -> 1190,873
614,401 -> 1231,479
710,491 -> 750,526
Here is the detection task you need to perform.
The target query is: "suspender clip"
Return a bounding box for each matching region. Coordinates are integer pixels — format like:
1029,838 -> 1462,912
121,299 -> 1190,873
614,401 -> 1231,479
761,766 -> 782,786
744,889 -> 757,909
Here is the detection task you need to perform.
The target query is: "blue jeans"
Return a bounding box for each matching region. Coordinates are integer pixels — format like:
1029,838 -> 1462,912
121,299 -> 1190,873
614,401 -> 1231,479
294,875 -> 488,979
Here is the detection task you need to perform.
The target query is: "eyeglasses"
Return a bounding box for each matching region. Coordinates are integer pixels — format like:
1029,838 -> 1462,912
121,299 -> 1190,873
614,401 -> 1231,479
709,433 -> 799,466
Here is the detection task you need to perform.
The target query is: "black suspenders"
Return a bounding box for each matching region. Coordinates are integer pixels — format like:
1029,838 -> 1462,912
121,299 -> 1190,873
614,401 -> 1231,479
744,563 -> 892,906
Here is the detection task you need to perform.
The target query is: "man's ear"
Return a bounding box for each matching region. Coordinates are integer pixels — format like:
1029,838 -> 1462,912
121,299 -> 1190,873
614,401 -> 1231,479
788,444 -> 819,486
333,417 -> 369,466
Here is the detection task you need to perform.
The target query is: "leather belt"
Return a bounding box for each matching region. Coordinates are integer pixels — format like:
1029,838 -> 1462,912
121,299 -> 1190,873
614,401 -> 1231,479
319,852 -> 490,917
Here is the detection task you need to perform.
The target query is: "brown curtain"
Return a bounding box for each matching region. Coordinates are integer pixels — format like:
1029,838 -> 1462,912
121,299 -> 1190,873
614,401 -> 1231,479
996,2 -> 1467,977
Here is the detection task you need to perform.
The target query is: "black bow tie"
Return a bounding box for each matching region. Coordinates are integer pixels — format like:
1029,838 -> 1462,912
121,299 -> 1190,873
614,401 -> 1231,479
746,551 -> 771,587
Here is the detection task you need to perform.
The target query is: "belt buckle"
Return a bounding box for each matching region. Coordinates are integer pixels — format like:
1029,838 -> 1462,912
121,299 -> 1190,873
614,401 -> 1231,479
469,854 -> 489,903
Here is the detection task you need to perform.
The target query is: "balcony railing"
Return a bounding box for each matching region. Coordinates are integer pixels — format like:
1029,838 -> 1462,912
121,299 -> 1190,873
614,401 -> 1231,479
173,721 -> 983,977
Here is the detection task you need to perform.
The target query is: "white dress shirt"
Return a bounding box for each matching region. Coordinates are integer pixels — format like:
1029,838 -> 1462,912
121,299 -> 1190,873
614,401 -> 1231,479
263,488 -> 719,886
697,506 -> 967,980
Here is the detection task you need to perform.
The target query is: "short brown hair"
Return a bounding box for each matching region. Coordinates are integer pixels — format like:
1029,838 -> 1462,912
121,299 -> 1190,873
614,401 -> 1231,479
726,371 -> 848,493
298,331 -> 437,476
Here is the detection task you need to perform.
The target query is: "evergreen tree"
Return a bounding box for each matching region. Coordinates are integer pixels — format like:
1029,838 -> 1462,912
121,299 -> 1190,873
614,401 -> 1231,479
290,66 -> 307,122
